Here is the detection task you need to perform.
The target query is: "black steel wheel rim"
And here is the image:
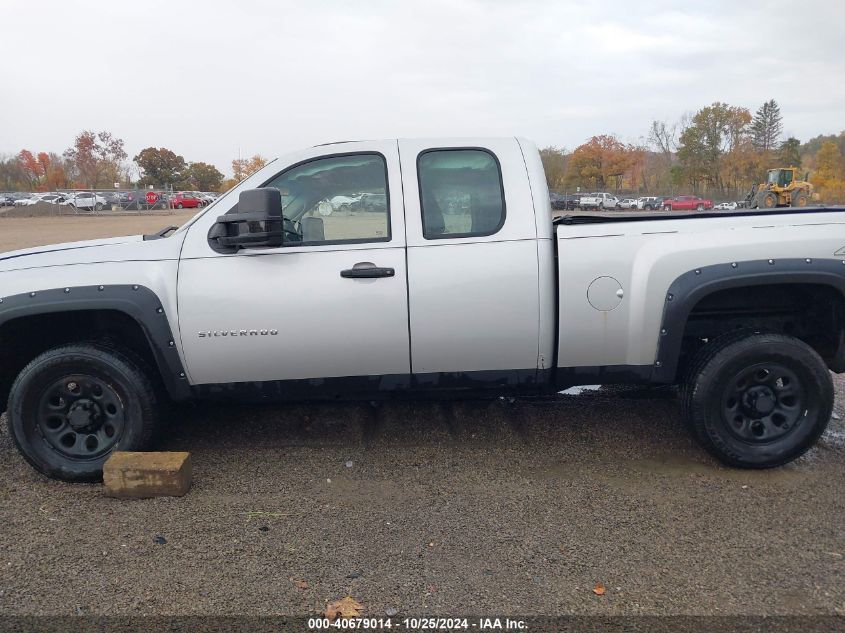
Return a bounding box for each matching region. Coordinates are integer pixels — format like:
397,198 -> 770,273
721,362 -> 806,443
36,374 -> 125,459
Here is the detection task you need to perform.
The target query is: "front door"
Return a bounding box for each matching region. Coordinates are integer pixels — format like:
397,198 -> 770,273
177,141 -> 410,388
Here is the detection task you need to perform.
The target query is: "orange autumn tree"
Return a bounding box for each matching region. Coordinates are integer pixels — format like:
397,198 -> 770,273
811,140 -> 845,203
17,150 -> 43,190
564,135 -> 641,191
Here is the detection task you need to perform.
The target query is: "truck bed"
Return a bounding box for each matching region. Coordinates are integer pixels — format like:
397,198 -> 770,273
553,205 -> 845,379
554,205 -> 845,225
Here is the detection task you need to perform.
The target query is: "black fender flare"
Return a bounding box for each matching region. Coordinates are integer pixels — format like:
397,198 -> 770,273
0,284 -> 192,401
653,258 -> 845,383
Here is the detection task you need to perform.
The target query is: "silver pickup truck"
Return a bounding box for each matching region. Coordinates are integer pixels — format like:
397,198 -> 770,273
1,137 -> 843,480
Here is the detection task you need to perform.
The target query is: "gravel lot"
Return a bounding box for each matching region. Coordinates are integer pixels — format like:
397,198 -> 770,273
1,383 -> 845,617
1,214 -> 844,619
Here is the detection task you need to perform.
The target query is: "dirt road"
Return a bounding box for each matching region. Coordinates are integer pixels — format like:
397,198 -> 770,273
0,212 -> 195,252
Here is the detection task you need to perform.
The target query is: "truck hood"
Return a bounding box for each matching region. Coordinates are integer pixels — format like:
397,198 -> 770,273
0,233 -> 185,273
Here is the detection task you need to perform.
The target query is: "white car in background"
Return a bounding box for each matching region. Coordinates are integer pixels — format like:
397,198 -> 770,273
714,202 -> 738,211
329,193 -> 364,211
63,192 -> 108,211
618,198 -> 638,209
14,194 -> 43,206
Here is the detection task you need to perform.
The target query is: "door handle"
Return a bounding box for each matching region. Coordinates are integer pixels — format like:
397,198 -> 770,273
340,263 -> 395,279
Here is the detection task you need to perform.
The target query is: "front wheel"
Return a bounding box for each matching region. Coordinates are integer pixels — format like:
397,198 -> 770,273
176,203 -> 183,209
682,332 -> 832,468
7,344 -> 162,481
663,205 -> 672,211
696,204 -> 704,211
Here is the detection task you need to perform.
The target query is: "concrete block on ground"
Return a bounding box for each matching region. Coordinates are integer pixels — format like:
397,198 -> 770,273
103,451 -> 192,499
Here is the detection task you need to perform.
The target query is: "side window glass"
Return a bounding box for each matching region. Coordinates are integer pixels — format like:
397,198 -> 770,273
417,149 -> 505,239
263,153 -> 390,244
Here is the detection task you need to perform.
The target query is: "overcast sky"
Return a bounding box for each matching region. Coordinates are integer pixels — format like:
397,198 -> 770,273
2,0 -> 844,176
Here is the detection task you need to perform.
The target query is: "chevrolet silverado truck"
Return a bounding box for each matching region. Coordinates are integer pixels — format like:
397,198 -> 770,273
1,137 -> 843,481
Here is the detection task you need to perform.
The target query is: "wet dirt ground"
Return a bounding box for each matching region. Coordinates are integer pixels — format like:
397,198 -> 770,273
1,379 -> 844,617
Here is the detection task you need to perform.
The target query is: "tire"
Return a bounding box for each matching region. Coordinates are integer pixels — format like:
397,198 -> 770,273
760,192 -> 778,209
7,343 -> 161,481
176,203 -> 183,209
791,190 -> 809,207
683,332 -> 832,469
94,202 -> 103,211
663,205 -> 672,211
696,204 -> 704,211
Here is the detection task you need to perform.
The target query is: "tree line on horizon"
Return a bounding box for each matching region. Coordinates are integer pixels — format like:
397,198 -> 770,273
2,103 -> 844,204
541,99 -> 845,203
0,132 -> 267,193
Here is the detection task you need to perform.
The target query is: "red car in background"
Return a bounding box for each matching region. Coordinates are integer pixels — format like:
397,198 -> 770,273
169,192 -> 202,209
662,195 -> 713,211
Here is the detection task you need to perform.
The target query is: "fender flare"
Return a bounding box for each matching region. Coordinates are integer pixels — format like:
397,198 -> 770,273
0,284 -> 192,400
653,258 -> 845,383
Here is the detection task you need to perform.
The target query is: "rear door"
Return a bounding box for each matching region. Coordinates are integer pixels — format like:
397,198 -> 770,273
397,138 -> 541,388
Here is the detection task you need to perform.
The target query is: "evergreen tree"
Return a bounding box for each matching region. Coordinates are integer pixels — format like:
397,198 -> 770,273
751,99 -> 783,152
778,137 -> 801,167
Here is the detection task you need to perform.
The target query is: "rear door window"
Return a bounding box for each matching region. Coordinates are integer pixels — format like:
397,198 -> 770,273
417,149 -> 505,239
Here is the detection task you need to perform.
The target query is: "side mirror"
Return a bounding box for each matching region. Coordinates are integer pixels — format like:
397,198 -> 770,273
208,188 -> 283,253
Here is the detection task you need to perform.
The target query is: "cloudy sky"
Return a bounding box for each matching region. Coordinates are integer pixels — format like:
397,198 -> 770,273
2,0 -> 843,176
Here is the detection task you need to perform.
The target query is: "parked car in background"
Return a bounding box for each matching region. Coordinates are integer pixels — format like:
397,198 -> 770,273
714,202 -> 738,211
0,194 -> 15,207
579,192 -> 619,210
64,192 -> 108,211
169,192 -> 202,209
636,196 -> 667,210
662,195 -> 713,211
618,198 -> 638,209
14,194 -> 43,206
550,193 -> 566,210
199,192 -> 216,206
329,193 -> 364,211
358,192 -> 387,212
561,194 -> 581,211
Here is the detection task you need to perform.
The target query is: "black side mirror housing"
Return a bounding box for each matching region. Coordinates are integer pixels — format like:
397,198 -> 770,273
208,188 -> 283,253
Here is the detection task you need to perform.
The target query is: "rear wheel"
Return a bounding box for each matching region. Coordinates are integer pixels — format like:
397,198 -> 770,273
791,190 -> 809,207
94,202 -> 103,211
683,332 -> 832,468
7,344 -> 162,481
696,203 -> 704,211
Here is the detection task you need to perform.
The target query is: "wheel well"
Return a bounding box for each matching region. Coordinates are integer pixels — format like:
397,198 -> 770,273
678,283 -> 845,377
0,310 -> 161,412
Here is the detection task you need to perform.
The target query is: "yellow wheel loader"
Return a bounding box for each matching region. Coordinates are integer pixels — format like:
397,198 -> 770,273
746,168 -> 816,209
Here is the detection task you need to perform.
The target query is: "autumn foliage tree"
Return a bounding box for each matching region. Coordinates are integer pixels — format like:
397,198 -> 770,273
539,147 -> 568,190
811,141 -> 845,202
232,155 -> 268,182
63,130 -> 127,188
677,102 -> 752,193
564,135 -> 642,190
